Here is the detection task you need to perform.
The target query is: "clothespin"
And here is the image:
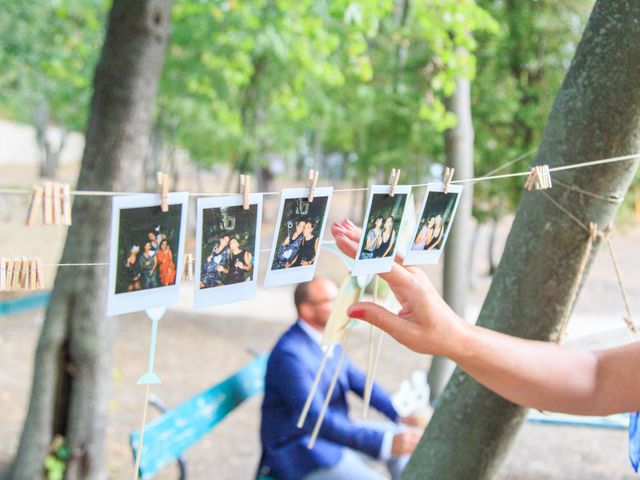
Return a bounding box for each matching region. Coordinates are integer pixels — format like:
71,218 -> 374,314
156,172 -> 170,213
307,169 -> 320,202
61,184 -> 72,225
240,174 -> 251,210
0,257 -> 7,291
28,258 -> 37,290
183,253 -> 193,281
34,257 -> 43,289
52,183 -> 62,225
26,185 -> 44,226
388,169 -> 401,197
442,167 -> 455,194
524,165 -> 552,191
43,181 -> 54,224
11,257 -> 21,290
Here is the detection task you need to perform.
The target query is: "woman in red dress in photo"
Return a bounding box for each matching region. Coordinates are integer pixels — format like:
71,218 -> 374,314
156,239 -> 176,286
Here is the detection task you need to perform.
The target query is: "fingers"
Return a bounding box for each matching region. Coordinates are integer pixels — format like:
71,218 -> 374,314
347,302 -> 415,346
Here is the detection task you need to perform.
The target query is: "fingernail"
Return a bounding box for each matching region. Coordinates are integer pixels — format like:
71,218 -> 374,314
345,219 -> 355,226
348,308 -> 365,319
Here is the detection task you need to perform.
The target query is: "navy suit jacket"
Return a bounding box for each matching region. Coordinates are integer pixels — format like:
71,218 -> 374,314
259,321 -> 399,480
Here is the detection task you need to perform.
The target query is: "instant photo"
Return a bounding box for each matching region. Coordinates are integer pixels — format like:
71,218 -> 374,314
193,194 -> 263,308
352,185 -> 412,275
264,187 -> 333,288
403,183 -> 463,265
107,192 -> 189,316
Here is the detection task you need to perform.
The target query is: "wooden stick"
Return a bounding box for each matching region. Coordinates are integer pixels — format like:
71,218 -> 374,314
297,347 -> 331,429
241,174 -> 251,210
308,329 -> 351,449
160,173 -> 169,213
132,383 -> 151,480
363,275 -> 379,418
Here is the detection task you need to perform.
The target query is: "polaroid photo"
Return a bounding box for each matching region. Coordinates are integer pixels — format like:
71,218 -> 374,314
193,194 -> 263,308
107,192 -> 189,316
352,184 -> 412,276
403,183 -> 463,265
264,187 -> 333,288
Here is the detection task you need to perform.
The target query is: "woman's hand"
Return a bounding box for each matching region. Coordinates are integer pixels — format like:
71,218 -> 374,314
332,219 -> 470,358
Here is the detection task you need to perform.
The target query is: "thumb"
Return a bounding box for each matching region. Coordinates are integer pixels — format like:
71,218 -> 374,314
347,302 -> 409,344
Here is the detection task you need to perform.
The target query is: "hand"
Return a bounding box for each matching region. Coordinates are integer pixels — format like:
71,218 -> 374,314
216,265 -> 225,272
331,219 -> 469,357
391,430 -> 421,456
400,414 -> 426,428
207,255 -> 212,262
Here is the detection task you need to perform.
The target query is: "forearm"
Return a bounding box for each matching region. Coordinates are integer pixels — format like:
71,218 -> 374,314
451,323 -> 601,415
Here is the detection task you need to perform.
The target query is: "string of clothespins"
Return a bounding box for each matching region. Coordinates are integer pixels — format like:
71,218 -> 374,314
0,257 -> 44,291
0,151 -> 636,200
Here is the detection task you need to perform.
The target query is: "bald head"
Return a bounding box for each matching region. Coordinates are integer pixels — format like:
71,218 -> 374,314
294,278 -> 338,332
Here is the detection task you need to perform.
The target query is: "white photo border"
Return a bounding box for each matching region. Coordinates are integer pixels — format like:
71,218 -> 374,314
263,187 -> 333,288
351,184 -> 412,276
403,183 -> 463,265
107,192 -> 189,316
193,194 -> 263,308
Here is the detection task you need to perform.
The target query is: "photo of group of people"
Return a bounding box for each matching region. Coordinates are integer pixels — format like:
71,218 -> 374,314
200,205 -> 257,288
404,183 -> 463,265
193,194 -> 263,308
108,192 -> 189,316
264,188 -> 333,288
352,185 -> 412,275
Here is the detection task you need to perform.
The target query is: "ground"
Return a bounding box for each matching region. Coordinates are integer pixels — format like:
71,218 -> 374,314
0,167 -> 639,479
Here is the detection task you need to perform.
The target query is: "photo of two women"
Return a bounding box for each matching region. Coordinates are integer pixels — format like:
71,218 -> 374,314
199,204 -> 257,289
359,193 -> 408,260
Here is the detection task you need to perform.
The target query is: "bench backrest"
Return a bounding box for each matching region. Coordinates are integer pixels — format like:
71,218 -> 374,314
130,353 -> 269,478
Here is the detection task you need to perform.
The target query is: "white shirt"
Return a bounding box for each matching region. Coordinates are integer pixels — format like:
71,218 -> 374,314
296,319 -> 394,460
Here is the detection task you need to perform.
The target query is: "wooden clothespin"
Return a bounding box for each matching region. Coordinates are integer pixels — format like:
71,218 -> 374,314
61,184 -> 72,225
26,185 -> 44,226
43,181 -> 54,225
388,169 -> 401,197
524,165 -> 552,191
52,183 -> 62,225
307,169 -> 320,202
240,174 -> 251,210
11,257 -> 21,290
28,258 -> 36,290
34,257 -> 43,289
442,167 -> 455,194
0,257 -> 7,291
156,172 -> 170,212
183,253 -> 194,281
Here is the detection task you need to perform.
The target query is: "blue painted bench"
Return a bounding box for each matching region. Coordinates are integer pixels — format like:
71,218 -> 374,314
130,353 -> 271,479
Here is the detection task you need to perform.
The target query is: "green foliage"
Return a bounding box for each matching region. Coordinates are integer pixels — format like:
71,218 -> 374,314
0,0 -> 106,130
471,0 -> 593,221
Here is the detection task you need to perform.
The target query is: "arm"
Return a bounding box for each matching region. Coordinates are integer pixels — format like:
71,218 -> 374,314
332,219 -> 640,416
244,251 -> 253,272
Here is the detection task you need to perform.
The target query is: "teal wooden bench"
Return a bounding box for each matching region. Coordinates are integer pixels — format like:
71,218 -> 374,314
130,353 -> 272,479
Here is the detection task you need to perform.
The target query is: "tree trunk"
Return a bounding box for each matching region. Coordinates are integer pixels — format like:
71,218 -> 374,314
9,1 -> 173,478
428,77 -> 474,404
402,2 -> 640,478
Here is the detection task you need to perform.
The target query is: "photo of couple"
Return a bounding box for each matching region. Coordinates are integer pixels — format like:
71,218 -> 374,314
271,196 -> 328,271
272,218 -> 320,270
358,193 -> 408,260
411,190 -> 459,252
199,204 -> 257,289
264,188 -> 333,288
115,204 -> 182,295
404,184 -> 462,266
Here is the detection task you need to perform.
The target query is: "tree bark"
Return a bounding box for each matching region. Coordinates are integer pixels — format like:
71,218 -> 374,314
9,1 -> 173,479
403,2 -> 640,478
428,77 -> 474,403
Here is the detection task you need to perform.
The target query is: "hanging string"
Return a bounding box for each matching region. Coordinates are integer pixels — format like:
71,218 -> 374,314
603,229 -> 638,334
553,179 -> 623,204
0,151 -> 637,198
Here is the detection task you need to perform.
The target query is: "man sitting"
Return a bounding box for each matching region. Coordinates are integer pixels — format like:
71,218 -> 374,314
259,278 -> 421,480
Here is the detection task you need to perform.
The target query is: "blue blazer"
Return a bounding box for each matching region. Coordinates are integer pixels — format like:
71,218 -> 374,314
259,321 -> 399,480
